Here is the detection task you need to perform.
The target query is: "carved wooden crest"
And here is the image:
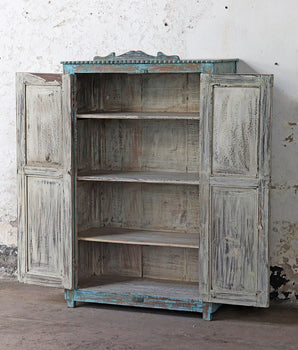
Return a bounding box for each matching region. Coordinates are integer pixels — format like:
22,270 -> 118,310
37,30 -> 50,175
93,51 -> 180,62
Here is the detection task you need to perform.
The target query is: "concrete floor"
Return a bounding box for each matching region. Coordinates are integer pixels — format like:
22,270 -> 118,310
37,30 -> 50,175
0,279 -> 297,350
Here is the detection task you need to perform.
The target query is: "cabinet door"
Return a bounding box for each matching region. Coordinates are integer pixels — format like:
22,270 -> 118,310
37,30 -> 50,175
199,74 -> 273,307
16,73 -> 73,289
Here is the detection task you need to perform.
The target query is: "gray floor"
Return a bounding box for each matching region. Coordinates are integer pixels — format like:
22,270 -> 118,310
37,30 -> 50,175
0,278 -> 297,350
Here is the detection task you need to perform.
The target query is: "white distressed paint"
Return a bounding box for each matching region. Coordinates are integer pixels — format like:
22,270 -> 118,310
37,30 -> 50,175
0,0 -> 297,296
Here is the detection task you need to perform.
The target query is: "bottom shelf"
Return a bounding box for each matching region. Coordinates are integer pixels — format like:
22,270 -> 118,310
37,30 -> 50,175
78,275 -> 199,300
66,276 -> 221,318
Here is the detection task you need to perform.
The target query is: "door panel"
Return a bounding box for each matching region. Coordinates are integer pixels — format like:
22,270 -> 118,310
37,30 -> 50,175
211,187 -> 258,293
212,86 -> 259,176
27,177 -> 62,276
17,73 -> 73,289
26,85 -> 62,165
199,74 -> 272,307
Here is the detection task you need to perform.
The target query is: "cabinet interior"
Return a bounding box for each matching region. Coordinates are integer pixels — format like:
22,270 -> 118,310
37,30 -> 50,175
75,73 -> 201,297
76,73 -> 200,113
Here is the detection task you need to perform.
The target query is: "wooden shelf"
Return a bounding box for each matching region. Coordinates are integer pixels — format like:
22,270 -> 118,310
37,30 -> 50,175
78,276 -> 199,300
77,171 -> 200,185
78,227 -> 199,248
76,112 -> 200,120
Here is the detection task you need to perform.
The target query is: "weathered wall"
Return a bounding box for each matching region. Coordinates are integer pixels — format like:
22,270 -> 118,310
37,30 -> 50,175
0,0 -> 297,300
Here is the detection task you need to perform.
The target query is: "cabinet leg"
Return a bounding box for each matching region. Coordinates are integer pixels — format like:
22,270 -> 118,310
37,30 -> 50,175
202,302 -> 213,321
64,289 -> 76,308
202,302 -> 221,321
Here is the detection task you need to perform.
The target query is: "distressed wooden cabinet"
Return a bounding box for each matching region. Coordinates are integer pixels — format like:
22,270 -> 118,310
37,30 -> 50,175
16,51 -> 273,320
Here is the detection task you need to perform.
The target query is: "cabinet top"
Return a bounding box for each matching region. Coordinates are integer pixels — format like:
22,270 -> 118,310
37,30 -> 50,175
61,51 -> 238,74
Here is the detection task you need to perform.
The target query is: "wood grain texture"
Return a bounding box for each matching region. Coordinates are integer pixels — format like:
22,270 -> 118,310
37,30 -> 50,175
143,246 -> 199,282
101,243 -> 142,277
211,187 -> 258,293
77,242 -> 199,284
17,73 -> 73,288
77,181 -> 199,233
76,73 -> 200,113
27,177 -> 62,276
212,87 -> 259,176
100,183 -> 200,233
199,74 -> 272,307
76,119 -> 200,174
61,74 -> 73,289
26,85 -> 62,165
78,241 -> 102,282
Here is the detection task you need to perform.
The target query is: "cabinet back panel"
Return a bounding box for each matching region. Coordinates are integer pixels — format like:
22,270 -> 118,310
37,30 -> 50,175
77,242 -> 198,283
76,73 -> 200,113
143,246 -> 199,282
76,182 -> 199,233
100,183 -> 199,233
77,119 -> 200,173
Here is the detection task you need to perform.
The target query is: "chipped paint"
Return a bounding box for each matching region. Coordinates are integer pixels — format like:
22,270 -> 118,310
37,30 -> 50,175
270,221 -> 298,301
271,183 -> 298,194
0,245 -> 17,278
64,288 -> 221,320
283,133 -> 295,143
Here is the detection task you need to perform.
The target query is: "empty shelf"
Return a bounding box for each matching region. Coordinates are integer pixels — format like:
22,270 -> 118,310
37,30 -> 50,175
77,171 -> 200,185
78,276 -> 199,300
78,227 -> 199,248
76,112 -> 200,120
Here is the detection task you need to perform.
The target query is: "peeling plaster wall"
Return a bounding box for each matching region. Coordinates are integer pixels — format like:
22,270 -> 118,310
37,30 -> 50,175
0,0 -> 297,299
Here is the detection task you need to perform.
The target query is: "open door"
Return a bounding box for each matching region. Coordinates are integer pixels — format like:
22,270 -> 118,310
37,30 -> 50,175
16,73 -> 73,289
199,74 -> 273,307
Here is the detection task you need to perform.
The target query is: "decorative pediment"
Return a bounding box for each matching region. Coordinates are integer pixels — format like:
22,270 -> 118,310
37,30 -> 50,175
93,51 -> 180,62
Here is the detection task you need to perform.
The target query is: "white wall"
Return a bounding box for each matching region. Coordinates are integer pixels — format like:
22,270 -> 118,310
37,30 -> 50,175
0,0 -> 297,299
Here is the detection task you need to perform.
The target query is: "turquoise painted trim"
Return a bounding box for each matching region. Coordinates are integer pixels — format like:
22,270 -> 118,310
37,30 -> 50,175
203,302 -> 221,320
64,289 -> 76,307
62,62 -> 237,75
64,288 -> 222,317
74,289 -> 204,312
61,59 -> 239,65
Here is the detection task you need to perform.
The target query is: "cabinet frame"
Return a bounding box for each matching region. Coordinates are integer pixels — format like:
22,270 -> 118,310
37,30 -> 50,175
17,51 -> 272,320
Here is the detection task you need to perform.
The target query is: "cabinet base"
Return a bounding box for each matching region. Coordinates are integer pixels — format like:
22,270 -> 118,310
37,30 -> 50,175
64,289 -> 221,320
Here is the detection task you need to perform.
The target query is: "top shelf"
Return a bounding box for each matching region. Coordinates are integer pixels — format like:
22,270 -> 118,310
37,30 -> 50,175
76,112 -> 200,120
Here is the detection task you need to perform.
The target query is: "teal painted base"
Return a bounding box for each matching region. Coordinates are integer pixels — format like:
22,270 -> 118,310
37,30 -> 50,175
64,289 -> 221,320
64,289 -> 76,308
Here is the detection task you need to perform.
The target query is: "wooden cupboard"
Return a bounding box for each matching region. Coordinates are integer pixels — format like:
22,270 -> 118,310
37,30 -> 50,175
16,51 -> 273,320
